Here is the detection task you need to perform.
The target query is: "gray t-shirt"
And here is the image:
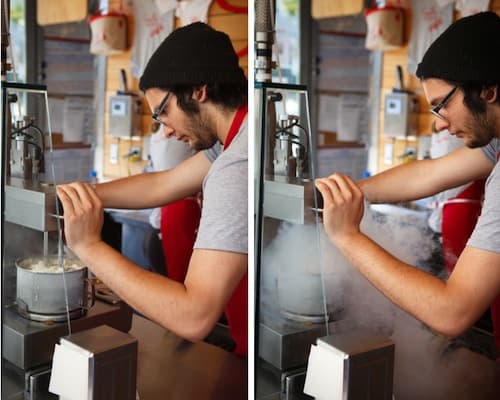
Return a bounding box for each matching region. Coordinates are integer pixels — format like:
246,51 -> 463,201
194,120 -> 248,254
467,138 -> 500,253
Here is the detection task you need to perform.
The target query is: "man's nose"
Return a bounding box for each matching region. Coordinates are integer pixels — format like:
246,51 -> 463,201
433,116 -> 449,132
162,124 -> 175,138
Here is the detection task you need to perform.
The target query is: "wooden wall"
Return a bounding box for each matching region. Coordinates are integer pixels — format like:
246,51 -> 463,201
377,2 -> 500,172
102,0 -> 248,179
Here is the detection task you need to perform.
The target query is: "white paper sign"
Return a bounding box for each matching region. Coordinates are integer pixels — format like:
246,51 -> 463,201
304,343 -> 347,400
47,97 -> 64,134
49,342 -> 91,400
62,97 -> 95,143
318,94 -> 339,133
337,94 -> 368,142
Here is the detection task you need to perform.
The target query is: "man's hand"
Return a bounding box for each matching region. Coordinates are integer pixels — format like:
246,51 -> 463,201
56,182 -> 104,256
315,173 -> 365,244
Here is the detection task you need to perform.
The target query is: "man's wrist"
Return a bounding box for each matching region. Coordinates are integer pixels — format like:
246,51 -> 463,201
330,230 -> 363,250
72,240 -> 105,266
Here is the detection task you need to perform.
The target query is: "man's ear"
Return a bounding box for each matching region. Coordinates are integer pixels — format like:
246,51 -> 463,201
192,85 -> 208,103
482,85 -> 498,103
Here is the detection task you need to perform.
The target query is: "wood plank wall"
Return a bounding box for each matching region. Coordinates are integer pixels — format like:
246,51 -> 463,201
103,0 -> 248,179
377,2 -> 500,172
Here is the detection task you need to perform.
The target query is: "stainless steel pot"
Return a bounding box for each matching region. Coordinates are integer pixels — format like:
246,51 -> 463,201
16,257 -> 95,320
278,267 -> 342,323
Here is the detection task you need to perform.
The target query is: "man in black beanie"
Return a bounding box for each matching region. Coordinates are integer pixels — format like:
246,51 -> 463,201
316,11 -> 500,354
57,23 -> 249,358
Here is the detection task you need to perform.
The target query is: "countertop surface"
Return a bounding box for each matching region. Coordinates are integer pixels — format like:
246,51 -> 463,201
256,317 -> 500,400
257,343 -> 499,400
391,327 -> 500,400
131,315 -> 247,400
2,313 -> 247,400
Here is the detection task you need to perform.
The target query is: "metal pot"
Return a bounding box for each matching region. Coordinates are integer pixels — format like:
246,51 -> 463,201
15,257 -> 95,321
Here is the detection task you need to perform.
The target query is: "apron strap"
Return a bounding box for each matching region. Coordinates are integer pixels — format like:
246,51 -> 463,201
224,104 -> 248,150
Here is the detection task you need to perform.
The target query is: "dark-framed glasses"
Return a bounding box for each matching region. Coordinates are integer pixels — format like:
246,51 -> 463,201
430,86 -> 458,120
152,91 -> 171,126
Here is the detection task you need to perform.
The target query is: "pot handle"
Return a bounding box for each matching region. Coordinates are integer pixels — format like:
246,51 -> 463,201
16,297 -> 30,314
83,278 -> 96,310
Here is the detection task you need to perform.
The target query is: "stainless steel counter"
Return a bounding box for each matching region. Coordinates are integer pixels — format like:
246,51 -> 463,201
131,315 -> 247,400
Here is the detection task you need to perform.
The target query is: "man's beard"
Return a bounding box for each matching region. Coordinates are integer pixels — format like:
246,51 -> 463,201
186,113 -> 218,151
192,136 -> 217,151
463,109 -> 495,149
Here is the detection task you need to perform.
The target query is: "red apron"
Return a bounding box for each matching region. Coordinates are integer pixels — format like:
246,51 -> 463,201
441,178 -> 500,352
441,180 -> 484,274
160,198 -> 201,281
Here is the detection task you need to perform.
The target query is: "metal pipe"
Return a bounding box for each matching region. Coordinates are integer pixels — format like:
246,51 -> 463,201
255,0 -> 275,82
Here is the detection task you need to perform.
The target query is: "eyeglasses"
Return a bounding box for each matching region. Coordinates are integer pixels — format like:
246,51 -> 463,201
152,91 -> 171,126
430,86 -> 458,120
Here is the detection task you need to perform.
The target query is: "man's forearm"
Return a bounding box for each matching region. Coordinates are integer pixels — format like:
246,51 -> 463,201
95,151 -> 209,210
96,171 -> 173,209
358,159 -> 443,204
333,232 -> 468,336
76,241 -> 217,341
359,147 -> 492,204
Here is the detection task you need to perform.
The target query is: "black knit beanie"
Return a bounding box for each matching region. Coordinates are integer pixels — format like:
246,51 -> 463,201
416,11 -> 500,84
139,22 -> 246,91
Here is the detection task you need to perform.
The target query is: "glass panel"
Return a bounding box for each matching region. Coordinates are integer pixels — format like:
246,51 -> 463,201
255,83 -> 338,399
2,83 -> 60,298
8,0 -> 26,82
1,83 -> 65,389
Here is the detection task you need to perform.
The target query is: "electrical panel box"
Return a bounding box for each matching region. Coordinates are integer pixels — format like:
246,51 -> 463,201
109,95 -> 142,137
383,92 -> 419,137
